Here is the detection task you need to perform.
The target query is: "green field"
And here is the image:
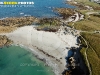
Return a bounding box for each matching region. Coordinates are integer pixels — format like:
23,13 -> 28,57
67,0 -> 100,75
80,33 -> 100,75
68,14 -> 100,31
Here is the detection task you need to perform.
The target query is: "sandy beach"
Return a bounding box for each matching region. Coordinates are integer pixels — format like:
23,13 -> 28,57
1,25 -> 79,75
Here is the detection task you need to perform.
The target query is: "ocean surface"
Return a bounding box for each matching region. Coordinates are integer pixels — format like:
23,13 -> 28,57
0,46 -> 55,75
0,0 -> 74,18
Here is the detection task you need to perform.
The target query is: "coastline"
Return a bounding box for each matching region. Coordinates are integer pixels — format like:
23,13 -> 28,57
0,0 -> 100,75
0,3 -> 87,74
1,25 -> 79,75
0,0 -> 89,75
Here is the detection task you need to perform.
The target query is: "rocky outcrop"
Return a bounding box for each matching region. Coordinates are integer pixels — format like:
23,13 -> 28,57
0,16 -> 39,27
62,47 -> 89,75
36,18 -> 60,32
67,1 -> 93,10
55,8 -> 75,19
0,35 -> 13,48
0,16 -> 39,33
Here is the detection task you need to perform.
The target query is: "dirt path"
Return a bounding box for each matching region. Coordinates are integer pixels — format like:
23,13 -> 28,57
80,35 -> 92,75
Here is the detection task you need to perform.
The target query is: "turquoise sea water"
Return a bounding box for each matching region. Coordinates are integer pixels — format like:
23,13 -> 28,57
0,0 -> 74,18
0,46 -> 55,75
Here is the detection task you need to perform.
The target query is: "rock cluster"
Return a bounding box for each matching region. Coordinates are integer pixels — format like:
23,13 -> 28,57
0,35 -> 13,48
0,17 -> 38,27
55,8 -> 75,19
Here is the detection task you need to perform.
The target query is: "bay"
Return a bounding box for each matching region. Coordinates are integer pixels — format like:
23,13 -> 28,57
0,46 -> 55,75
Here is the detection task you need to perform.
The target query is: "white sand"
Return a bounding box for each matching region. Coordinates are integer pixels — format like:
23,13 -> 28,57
2,26 -> 78,75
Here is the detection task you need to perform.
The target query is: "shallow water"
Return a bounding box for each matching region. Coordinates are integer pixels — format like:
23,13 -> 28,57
0,0 -> 74,18
0,46 -> 55,75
